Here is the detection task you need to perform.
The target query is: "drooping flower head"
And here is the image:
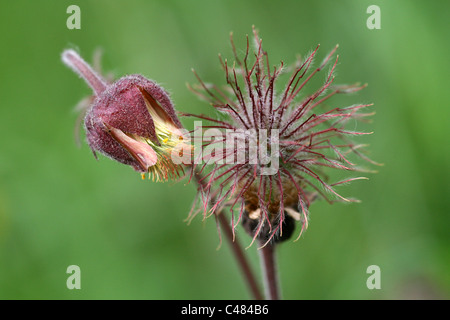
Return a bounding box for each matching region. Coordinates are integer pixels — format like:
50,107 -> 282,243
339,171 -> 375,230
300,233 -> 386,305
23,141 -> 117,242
186,27 -> 376,247
62,50 -> 191,182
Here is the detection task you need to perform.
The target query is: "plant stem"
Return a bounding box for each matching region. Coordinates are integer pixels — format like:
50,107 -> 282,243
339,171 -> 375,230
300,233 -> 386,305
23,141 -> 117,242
61,49 -> 107,95
191,168 -> 263,300
258,241 -> 280,300
217,212 -> 263,300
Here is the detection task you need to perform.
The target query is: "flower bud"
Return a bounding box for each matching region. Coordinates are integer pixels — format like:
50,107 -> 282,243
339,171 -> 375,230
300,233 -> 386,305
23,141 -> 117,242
62,50 -> 190,181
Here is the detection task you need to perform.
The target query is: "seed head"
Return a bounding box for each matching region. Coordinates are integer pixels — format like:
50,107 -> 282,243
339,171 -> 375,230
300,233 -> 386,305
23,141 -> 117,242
187,27 -> 376,247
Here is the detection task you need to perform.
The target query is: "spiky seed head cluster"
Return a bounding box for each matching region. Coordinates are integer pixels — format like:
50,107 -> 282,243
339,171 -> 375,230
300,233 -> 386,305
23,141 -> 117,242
187,27 -> 376,247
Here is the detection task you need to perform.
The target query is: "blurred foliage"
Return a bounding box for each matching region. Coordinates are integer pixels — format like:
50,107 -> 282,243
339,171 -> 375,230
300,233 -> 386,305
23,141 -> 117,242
0,0 -> 448,299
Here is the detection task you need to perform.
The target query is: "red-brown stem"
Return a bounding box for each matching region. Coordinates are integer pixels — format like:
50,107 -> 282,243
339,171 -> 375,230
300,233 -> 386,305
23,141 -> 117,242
192,168 -> 263,300
217,212 -> 263,300
258,241 -> 280,300
62,49 -> 107,96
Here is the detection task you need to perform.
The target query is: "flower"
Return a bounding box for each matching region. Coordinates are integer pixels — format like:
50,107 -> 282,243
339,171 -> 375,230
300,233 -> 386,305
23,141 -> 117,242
186,27 -> 376,247
62,49 -> 190,182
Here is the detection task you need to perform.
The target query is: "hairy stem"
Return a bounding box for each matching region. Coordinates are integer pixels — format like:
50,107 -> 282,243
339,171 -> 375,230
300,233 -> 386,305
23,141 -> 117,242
62,49 -> 107,95
192,168 -> 263,300
217,212 -> 263,300
258,241 -> 280,300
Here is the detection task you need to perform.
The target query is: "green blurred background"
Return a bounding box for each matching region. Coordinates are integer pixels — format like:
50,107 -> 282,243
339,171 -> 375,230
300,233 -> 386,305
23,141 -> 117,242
0,0 -> 449,299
